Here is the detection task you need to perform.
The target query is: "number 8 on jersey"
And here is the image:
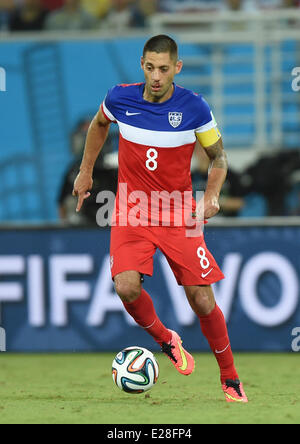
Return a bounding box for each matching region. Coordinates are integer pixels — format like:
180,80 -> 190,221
146,148 -> 158,171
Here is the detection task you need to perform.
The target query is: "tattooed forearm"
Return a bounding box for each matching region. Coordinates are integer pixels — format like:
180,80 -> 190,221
204,138 -> 228,172
202,137 -> 228,200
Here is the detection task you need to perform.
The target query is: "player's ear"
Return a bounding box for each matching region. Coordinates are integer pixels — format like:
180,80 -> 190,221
175,60 -> 183,75
141,56 -> 145,70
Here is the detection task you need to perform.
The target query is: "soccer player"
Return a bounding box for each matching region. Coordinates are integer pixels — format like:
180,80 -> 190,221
72,35 -> 248,403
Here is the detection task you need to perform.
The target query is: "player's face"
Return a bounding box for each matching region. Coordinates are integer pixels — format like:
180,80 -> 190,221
141,51 -> 183,103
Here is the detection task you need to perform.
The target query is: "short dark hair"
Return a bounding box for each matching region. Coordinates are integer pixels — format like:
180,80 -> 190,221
143,35 -> 178,61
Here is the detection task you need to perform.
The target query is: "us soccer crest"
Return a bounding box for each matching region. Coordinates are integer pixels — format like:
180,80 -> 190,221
168,112 -> 182,128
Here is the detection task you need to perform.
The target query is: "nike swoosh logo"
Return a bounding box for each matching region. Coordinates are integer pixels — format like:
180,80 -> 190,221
126,111 -> 141,116
225,392 -> 244,402
178,341 -> 188,372
201,268 -> 213,278
215,343 -> 230,354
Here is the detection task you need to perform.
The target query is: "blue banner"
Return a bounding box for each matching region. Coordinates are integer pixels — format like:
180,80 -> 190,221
0,225 -> 300,352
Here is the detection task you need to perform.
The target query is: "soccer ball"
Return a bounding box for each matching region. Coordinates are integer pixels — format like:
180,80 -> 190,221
112,346 -> 159,394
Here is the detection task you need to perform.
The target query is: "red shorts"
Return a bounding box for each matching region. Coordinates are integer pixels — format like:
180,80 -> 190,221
110,225 -> 224,286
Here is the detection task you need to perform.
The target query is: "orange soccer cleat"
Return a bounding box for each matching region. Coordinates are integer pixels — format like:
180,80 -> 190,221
222,379 -> 248,403
161,330 -> 195,376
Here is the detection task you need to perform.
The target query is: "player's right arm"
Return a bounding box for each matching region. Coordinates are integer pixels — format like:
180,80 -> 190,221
72,107 -> 111,213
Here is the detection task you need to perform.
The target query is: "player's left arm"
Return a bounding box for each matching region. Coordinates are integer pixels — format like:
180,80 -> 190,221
195,129 -> 228,219
194,96 -> 228,219
202,137 -> 228,218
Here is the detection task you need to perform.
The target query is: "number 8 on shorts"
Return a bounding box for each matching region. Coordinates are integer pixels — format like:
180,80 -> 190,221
197,246 -> 210,270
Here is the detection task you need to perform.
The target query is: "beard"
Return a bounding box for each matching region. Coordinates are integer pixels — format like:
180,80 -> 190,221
144,82 -> 173,103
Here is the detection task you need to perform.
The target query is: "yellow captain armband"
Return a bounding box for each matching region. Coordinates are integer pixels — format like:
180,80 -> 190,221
196,126 -> 222,148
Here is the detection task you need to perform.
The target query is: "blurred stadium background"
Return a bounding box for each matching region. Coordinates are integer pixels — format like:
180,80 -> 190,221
0,0 -> 300,355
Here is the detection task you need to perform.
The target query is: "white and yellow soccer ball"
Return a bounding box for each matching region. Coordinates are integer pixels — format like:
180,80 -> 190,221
112,346 -> 159,394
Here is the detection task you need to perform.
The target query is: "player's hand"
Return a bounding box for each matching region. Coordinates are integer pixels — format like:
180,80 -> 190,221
203,193 -> 220,219
72,170 -> 93,213
192,193 -> 219,222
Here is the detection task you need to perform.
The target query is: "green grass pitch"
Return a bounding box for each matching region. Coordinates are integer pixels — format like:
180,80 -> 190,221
0,352 -> 299,424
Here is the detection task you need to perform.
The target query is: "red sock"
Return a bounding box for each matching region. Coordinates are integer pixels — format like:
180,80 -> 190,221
198,304 -> 239,384
122,289 -> 172,345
